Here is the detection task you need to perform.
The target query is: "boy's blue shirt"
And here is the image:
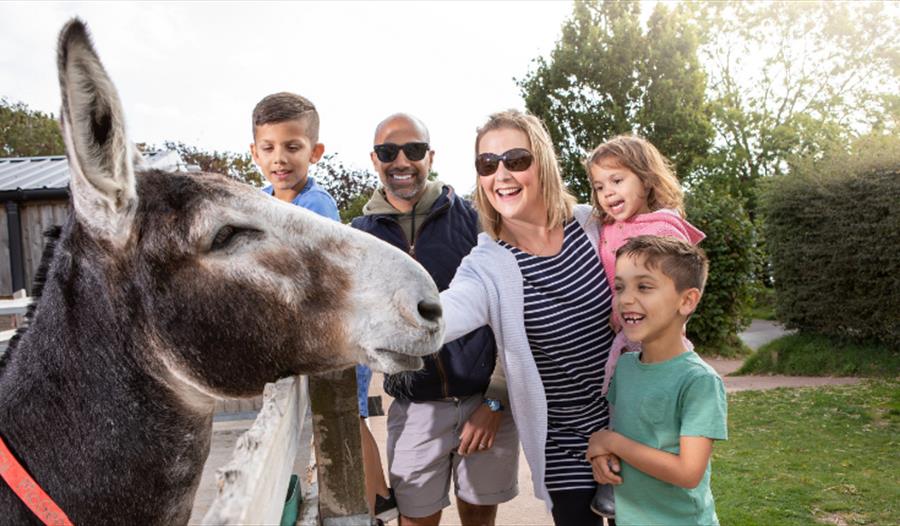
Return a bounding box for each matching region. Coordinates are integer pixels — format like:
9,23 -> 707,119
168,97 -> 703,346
608,350 -> 728,526
262,176 -> 339,221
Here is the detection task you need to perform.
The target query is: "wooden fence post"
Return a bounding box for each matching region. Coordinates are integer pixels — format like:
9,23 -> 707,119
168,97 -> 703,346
308,368 -> 370,526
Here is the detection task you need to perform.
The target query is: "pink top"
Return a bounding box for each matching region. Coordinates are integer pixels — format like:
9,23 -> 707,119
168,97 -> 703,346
599,209 -> 706,398
599,209 -> 706,291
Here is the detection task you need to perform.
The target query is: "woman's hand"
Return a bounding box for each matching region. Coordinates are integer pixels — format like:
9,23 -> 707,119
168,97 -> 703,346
458,404 -> 502,456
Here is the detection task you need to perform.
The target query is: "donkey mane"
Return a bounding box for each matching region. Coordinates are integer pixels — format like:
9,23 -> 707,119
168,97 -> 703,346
0,224 -> 63,369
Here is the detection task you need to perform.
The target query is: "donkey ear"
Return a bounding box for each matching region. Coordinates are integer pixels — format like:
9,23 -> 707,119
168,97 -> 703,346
57,19 -> 137,244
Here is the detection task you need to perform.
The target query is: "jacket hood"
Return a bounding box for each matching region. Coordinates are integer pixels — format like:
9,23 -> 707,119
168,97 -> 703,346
363,179 -> 445,216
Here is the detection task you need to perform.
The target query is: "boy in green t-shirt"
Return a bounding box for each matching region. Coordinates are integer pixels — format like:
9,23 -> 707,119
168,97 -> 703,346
587,235 -> 727,525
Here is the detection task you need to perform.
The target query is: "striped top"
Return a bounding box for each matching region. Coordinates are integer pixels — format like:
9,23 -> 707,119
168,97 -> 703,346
499,220 -> 614,492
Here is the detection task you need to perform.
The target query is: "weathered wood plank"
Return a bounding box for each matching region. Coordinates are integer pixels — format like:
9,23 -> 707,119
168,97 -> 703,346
308,368 -> 370,526
20,202 -> 67,295
0,210 -> 10,296
0,296 -> 31,316
202,375 -> 312,525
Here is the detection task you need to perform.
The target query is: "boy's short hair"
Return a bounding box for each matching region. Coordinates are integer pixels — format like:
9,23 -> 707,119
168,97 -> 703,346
616,235 -> 709,293
252,92 -> 320,143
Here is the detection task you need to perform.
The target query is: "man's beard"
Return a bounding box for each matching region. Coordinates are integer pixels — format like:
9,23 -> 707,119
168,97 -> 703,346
385,168 -> 426,201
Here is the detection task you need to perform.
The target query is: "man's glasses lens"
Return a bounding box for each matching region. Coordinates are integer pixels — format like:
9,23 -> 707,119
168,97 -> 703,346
374,142 -> 429,162
475,148 -> 534,176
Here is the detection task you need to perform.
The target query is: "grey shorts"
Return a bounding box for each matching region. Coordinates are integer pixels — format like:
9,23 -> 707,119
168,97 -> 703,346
386,395 -> 519,518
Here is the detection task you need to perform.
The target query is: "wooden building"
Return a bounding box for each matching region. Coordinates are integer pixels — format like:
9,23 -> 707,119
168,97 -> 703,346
0,151 -> 190,296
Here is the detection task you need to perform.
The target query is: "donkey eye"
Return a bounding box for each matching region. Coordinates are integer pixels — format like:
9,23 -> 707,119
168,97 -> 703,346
211,225 -> 237,251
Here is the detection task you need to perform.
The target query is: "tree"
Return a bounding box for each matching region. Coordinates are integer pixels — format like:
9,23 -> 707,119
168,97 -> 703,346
159,141 -> 262,186
518,0 -> 713,201
693,1 -> 900,209
0,98 -> 65,157
2,98 -> 265,187
310,153 -> 379,223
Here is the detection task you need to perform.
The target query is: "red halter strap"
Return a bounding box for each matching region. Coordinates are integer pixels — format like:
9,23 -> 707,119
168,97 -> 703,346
0,435 -> 74,526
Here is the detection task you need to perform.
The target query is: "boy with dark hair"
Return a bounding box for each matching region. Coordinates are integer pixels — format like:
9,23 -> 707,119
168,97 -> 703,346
250,92 -> 334,214
249,93 -> 396,523
587,235 -> 727,526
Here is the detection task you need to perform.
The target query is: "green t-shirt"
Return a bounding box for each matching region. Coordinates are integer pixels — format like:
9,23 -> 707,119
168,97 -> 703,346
607,350 -> 728,526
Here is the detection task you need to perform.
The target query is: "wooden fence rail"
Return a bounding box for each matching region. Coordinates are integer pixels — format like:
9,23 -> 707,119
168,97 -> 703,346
203,368 -> 369,525
202,375 -> 313,524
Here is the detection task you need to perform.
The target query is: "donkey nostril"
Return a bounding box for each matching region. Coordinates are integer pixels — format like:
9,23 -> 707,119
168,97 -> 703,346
417,300 -> 442,323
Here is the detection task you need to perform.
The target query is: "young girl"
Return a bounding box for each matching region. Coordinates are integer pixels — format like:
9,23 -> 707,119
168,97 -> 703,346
586,135 -> 705,397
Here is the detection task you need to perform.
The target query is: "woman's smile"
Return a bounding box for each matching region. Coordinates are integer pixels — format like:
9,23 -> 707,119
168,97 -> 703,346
478,128 -> 545,225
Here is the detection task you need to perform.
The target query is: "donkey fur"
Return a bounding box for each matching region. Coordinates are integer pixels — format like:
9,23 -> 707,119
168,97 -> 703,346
0,19 -> 443,525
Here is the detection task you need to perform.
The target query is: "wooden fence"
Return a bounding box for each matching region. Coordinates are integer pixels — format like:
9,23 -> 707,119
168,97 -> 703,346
203,368 -> 370,525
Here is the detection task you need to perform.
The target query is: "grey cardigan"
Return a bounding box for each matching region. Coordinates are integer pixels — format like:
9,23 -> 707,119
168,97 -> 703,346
441,205 -> 601,511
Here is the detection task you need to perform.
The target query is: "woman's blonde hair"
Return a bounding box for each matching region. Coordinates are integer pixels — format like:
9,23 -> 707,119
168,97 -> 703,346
584,135 -> 684,224
473,110 -> 576,239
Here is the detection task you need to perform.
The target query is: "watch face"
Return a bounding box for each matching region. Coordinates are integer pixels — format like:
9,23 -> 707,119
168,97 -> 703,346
485,399 -> 502,412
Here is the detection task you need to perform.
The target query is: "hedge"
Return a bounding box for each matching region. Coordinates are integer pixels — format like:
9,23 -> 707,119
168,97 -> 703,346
685,184 -> 757,354
760,136 -> 900,346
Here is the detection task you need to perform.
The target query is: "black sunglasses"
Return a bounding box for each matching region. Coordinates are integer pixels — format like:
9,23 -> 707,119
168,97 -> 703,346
475,148 -> 534,176
373,142 -> 430,163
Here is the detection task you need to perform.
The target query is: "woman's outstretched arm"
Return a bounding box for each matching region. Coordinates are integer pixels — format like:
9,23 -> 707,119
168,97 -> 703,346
440,259 -> 491,344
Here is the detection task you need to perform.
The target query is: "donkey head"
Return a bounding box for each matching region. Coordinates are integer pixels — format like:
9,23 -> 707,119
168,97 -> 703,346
55,19 -> 443,400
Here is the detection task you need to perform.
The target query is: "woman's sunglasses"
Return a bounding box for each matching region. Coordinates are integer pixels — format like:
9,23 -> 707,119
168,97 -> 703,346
475,148 -> 534,176
373,142 -> 430,163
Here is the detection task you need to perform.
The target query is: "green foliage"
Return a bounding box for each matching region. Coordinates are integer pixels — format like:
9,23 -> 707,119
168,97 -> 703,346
694,1 -> 899,213
0,98 -> 65,157
715,380 -> 900,525
739,332 -> 900,378
157,141 -> 262,186
0,99 -> 264,189
338,193 -> 371,225
760,133 -> 900,346
747,286 -> 777,321
685,184 -> 756,355
518,0 -> 712,201
310,154 -> 379,224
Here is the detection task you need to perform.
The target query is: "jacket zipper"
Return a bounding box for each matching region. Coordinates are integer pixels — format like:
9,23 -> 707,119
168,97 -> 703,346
381,199 -> 452,395
408,199 -> 450,258
413,200 -> 451,397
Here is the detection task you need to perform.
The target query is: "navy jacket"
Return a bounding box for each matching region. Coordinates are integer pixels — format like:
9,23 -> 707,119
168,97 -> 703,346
351,186 -> 496,401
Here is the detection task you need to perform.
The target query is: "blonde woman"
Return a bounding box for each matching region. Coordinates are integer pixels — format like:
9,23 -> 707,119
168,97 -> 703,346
441,110 -> 614,525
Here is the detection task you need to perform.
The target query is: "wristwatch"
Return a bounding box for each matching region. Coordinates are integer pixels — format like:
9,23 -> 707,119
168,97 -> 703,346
483,398 -> 504,412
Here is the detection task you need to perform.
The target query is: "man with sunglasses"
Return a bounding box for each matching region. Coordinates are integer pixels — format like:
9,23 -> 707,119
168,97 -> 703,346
351,114 -> 518,526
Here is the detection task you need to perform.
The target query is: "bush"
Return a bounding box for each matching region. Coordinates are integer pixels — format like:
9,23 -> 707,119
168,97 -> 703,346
760,134 -> 900,346
685,183 -> 757,355
738,332 -> 900,377
748,285 -> 777,321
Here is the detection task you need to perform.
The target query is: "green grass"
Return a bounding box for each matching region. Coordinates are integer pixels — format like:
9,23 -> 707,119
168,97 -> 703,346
747,286 -> 778,321
738,332 -> 900,377
714,380 -> 900,525
696,334 -> 754,358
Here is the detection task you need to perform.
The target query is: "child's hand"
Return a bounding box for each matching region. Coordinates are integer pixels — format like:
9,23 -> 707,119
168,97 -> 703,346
587,429 -> 615,458
587,430 -> 623,484
590,454 -> 622,485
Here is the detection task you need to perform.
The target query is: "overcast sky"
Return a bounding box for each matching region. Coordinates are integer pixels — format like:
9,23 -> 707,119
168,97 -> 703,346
0,1 -> 577,194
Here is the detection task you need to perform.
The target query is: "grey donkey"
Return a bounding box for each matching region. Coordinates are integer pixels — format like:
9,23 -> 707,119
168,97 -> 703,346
0,19 -> 443,525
